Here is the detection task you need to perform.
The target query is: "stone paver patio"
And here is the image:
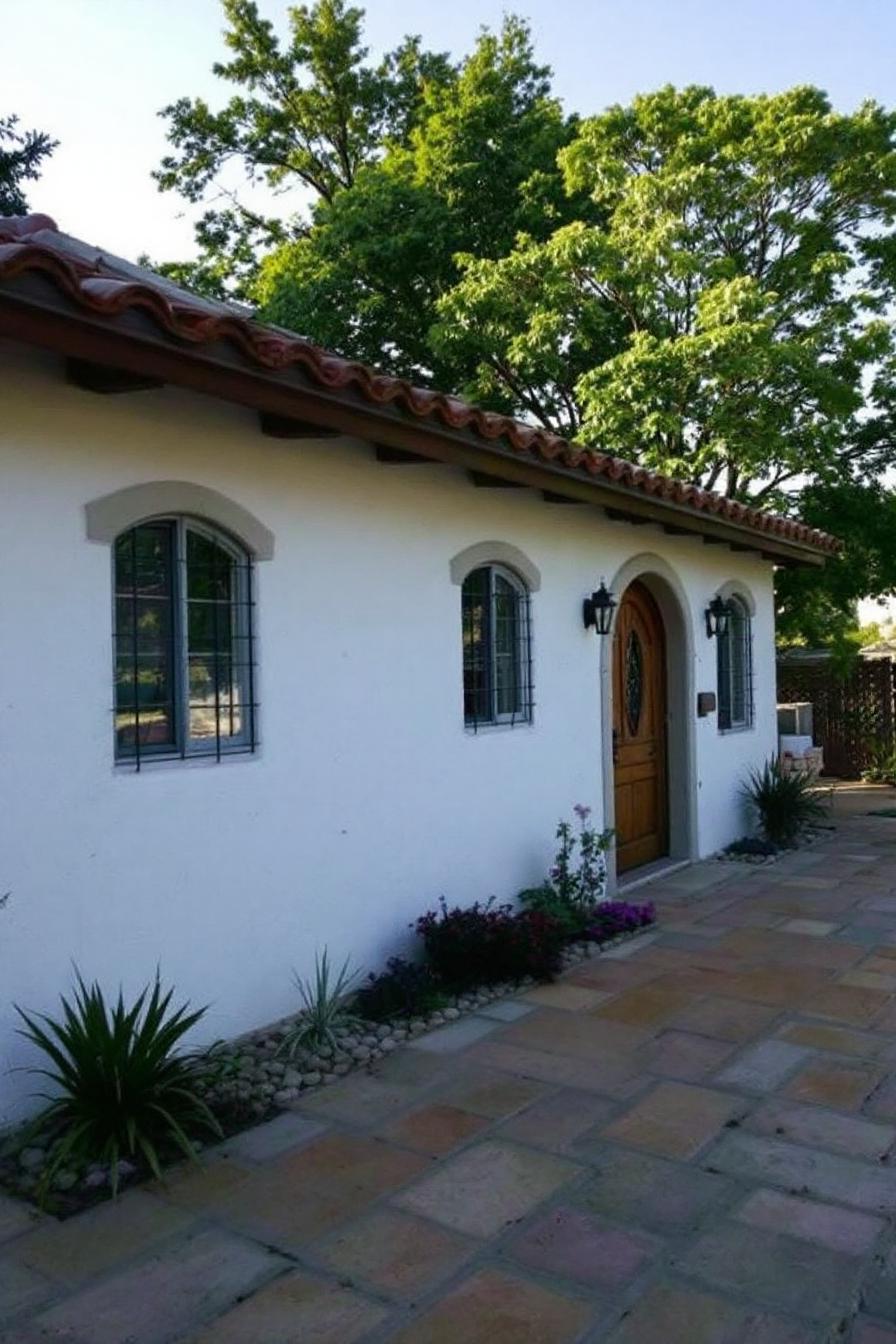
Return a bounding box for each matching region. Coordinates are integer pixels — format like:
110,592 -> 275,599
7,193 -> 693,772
5,782 -> 896,1341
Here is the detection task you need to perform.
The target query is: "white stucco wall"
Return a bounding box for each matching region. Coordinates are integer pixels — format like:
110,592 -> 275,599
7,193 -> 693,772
0,341 -> 778,1121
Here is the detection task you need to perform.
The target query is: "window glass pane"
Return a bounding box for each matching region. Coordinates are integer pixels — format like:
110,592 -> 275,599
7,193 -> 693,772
462,568 -> 490,724
494,574 -> 522,717
729,603 -> 749,725
114,524 -> 176,756
185,528 -> 246,746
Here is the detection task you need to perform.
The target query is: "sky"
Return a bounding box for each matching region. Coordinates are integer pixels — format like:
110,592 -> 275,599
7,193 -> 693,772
4,0 -> 896,264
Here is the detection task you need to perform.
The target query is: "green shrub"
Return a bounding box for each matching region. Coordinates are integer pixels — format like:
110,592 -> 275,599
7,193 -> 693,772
16,972 -> 220,1196
355,957 -> 447,1022
517,883 -> 591,940
415,898 -> 565,990
279,950 -> 363,1058
744,757 -> 828,848
862,742 -> 896,785
518,806 -> 613,939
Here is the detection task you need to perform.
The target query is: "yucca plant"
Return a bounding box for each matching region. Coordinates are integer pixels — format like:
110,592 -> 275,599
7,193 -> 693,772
279,949 -> 363,1059
744,757 -> 828,848
16,971 -> 221,1197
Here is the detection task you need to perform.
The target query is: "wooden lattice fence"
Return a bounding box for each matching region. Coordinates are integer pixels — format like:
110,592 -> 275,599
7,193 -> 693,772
776,656 -> 896,778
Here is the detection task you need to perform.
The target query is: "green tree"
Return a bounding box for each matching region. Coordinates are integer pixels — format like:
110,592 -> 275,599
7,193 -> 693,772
254,16 -> 582,385
0,115 -> 57,216
154,0 -> 453,296
437,85 -> 896,503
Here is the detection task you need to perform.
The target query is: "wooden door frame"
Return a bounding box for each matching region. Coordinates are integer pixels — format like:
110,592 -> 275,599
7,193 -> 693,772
599,555 -> 698,893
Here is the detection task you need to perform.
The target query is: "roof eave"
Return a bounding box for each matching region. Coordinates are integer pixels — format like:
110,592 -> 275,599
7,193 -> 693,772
0,278 -> 828,568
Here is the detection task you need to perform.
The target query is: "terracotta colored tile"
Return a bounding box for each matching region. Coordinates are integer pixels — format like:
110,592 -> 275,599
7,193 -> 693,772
507,1205 -> 660,1288
594,982 -> 697,1028
783,1058 -> 886,1110
379,1103 -> 489,1156
736,1188 -> 884,1256
389,1268 -> 593,1344
747,1099 -> 895,1160
717,965 -> 831,1008
841,968 -> 896,991
394,1140 -> 581,1237
776,1020 -> 890,1059
464,1040 -> 645,1100
314,1209 -> 474,1295
801,983 -> 892,1026
500,1008 -> 652,1060
295,1073 -> 423,1124
602,1081 -> 741,1159
779,919 -> 839,936
864,1074 -> 896,1122
672,995 -> 779,1043
13,1190 -> 196,1286
852,1320 -> 896,1344
499,1088 -> 616,1150
521,983 -> 610,1011
184,1269 -> 387,1343
638,1030 -> 735,1081
604,1281 -> 808,1344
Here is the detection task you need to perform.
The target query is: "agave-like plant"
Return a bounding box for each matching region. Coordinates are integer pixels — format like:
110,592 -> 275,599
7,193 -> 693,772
744,757 -> 829,848
279,949 -> 364,1059
16,971 -> 221,1196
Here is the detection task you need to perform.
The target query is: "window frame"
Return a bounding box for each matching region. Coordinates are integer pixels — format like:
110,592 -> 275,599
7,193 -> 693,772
461,562 -> 533,731
717,594 -> 753,733
112,514 -> 256,768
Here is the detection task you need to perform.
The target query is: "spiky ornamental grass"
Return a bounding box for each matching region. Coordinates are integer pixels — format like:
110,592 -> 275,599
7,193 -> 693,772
16,972 -> 221,1197
744,757 -> 829,849
278,949 -> 364,1059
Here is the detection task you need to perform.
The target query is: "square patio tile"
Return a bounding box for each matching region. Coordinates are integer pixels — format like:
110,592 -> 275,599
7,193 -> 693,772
217,1112 -> 329,1163
0,1257 -> 55,1325
389,1267 -> 594,1344
780,919 -> 839,937
11,1189 -> 196,1287
32,1227 -> 289,1344
506,1204 -> 660,1288
782,1058 -> 886,1111
295,1073 -> 425,1124
776,1020 -> 889,1059
183,1268 -> 387,1343
735,1188 -> 884,1256
593,982 -> 697,1028
378,1103 -> 490,1156
602,1081 -> 742,1159
436,1072 -> 547,1119
714,1040 -> 812,1093
672,995 -> 779,1043
476,1000 -> 535,1022
800,983 -> 892,1027
313,1208 -> 474,1295
674,1220 -> 864,1322
0,1194 -> 39,1246
573,1144 -> 736,1231
407,1017 -> 500,1053
841,968 -> 896,992
393,1139 -> 581,1237
638,1030 -> 734,1081
851,1320 -> 896,1344
705,1132 -> 896,1214
603,1281 -> 813,1344
746,1099 -> 895,1161
499,1089 -> 616,1151
521,983 -> 610,1011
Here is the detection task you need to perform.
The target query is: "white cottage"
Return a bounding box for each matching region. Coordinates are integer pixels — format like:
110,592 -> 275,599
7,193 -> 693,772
0,214 -> 837,1120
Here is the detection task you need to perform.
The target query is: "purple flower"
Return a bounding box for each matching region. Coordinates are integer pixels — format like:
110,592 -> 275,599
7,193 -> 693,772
573,803 -> 592,822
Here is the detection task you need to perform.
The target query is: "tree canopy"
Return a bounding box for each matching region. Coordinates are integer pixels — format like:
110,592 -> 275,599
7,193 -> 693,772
156,6 -> 896,644
0,115 -> 56,216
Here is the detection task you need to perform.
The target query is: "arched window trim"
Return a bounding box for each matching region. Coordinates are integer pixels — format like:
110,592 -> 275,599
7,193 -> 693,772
461,562 -> 533,732
717,592 -> 753,732
113,514 -> 257,769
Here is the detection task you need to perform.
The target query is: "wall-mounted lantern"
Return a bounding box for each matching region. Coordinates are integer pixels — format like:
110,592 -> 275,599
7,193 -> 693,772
583,580 -> 617,636
705,595 -> 731,640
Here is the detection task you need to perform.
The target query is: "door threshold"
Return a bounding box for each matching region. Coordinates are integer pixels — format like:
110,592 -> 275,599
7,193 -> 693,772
617,856 -> 690,895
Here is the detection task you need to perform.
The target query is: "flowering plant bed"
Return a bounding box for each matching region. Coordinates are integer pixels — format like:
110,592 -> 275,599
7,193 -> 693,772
0,807 -> 655,1218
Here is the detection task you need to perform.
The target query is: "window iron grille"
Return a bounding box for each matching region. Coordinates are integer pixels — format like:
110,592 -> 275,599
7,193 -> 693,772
718,598 -> 754,732
462,565 -> 533,731
113,518 -> 258,770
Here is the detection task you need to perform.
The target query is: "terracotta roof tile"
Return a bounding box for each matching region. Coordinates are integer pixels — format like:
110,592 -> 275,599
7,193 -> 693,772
0,213 -> 840,556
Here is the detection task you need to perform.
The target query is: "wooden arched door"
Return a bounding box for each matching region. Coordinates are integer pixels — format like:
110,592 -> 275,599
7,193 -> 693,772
612,580 -> 668,873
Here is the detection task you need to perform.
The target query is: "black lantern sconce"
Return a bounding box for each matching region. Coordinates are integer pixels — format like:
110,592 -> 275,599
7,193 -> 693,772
705,594 -> 731,640
583,580 -> 617,636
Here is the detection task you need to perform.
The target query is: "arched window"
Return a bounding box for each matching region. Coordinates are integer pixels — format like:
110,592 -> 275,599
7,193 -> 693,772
461,565 -> 532,729
717,595 -> 753,731
113,517 -> 255,766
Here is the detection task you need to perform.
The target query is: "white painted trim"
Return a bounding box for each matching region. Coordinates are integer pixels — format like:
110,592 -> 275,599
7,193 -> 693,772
449,540 -> 541,591
85,480 -> 275,559
714,578 -> 757,617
